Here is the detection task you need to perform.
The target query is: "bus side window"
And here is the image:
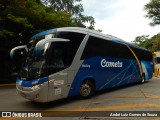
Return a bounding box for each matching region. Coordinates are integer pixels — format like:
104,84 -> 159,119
81,36 -> 134,60
50,47 -> 65,68
56,32 -> 86,65
81,36 -> 105,60
47,43 -> 68,74
130,47 -> 152,61
103,41 -> 135,59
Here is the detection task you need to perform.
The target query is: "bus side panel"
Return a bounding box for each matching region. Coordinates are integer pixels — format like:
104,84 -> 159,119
68,57 -> 105,97
141,60 -> 153,80
68,57 -> 142,97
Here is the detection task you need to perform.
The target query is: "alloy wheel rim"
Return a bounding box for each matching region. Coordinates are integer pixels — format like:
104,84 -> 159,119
80,84 -> 91,96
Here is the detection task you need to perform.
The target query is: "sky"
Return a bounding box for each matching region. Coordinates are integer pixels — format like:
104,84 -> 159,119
81,0 -> 160,42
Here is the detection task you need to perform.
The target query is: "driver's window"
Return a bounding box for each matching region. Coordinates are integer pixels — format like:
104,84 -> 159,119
47,42 -> 69,74
50,47 -> 65,68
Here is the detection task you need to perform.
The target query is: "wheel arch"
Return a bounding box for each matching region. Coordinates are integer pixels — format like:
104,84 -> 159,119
80,76 -> 96,90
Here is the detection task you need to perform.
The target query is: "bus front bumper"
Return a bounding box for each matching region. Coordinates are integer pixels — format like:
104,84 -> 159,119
16,82 -> 48,103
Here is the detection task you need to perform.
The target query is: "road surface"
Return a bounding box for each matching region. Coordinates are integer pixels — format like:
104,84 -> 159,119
0,77 -> 160,119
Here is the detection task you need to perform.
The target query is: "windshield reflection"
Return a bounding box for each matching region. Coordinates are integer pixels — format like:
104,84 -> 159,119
20,37 -> 46,79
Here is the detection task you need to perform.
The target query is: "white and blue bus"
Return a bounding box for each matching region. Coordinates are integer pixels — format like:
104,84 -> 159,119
10,27 -> 153,102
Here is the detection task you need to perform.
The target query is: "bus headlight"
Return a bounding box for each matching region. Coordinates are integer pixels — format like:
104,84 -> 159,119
31,84 -> 43,91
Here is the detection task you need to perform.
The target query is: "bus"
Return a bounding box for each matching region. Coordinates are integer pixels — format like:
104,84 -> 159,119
153,51 -> 160,77
10,27 -> 153,103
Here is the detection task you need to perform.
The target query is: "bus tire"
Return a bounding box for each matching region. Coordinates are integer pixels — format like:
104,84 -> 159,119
79,80 -> 95,99
141,74 -> 145,84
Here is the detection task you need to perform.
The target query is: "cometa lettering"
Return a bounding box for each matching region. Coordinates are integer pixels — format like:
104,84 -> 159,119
101,59 -> 123,68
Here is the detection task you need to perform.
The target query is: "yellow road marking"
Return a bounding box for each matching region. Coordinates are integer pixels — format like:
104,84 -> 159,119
49,91 -> 160,111
0,84 -> 16,87
54,92 -> 144,111
41,103 -> 160,117
79,103 -> 160,111
145,93 -> 160,99
54,97 -> 123,111
60,103 -> 159,111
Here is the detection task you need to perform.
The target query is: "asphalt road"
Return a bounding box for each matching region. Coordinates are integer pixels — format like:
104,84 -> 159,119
0,77 -> 160,120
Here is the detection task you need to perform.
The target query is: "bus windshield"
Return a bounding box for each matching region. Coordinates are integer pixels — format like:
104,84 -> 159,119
20,41 -> 69,80
20,36 -> 46,80
19,31 -> 85,80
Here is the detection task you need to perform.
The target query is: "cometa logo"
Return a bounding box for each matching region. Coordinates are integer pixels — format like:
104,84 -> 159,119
101,59 -> 123,68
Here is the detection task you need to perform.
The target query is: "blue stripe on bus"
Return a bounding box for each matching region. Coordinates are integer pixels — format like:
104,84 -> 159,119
31,29 -> 57,39
68,57 -> 152,97
16,77 -> 49,87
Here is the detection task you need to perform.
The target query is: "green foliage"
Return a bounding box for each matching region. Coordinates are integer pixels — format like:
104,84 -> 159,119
42,0 -> 95,29
151,33 -> 160,51
132,33 -> 160,52
144,0 -> 160,26
0,0 -> 96,48
0,0 -> 77,78
0,0 -> 73,48
0,0 -> 97,79
132,35 -> 149,46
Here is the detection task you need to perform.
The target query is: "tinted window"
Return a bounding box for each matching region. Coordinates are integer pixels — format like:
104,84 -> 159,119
104,41 -> 134,59
47,42 -> 69,73
81,36 -> 134,60
130,47 -> 152,61
81,36 -> 152,61
47,32 -> 85,74
55,32 -> 85,65
81,36 -> 105,59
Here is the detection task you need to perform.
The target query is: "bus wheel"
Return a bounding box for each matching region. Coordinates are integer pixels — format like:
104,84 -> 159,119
79,80 -> 95,99
141,74 -> 145,83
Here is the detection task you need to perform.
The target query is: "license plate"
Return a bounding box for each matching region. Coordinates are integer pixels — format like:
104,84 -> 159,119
19,92 -> 26,97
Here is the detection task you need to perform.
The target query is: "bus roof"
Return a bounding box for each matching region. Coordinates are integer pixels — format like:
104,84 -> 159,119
31,27 -> 151,53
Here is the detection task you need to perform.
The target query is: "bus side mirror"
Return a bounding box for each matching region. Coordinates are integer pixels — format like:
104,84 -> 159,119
34,38 -> 70,56
10,45 -> 28,60
10,45 -> 28,72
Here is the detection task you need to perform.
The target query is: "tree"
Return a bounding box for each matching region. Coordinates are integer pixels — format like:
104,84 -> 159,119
0,0 -> 97,82
41,0 -> 95,29
0,0 -> 73,80
0,0 -> 73,46
132,35 -> 149,46
151,33 -> 160,51
132,33 -> 160,52
144,0 -> 160,26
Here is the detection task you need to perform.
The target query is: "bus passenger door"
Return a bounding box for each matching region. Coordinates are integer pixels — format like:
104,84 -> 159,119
45,41 -> 72,101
